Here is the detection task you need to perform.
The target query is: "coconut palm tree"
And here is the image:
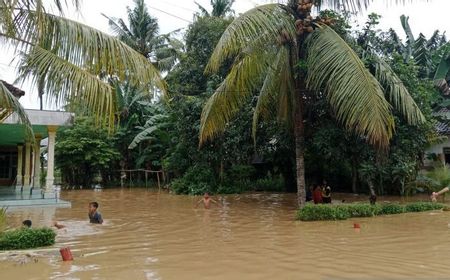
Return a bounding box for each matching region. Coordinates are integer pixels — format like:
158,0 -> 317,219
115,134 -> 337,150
199,0 -> 426,207
0,0 -> 165,128
195,0 -> 235,18
105,0 -> 184,72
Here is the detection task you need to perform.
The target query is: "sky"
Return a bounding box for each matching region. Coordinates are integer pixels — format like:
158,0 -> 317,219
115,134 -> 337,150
0,0 -> 449,109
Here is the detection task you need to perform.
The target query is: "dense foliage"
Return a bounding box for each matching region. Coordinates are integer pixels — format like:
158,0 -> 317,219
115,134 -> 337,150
0,228 -> 56,250
53,1 -> 449,200
55,117 -> 120,186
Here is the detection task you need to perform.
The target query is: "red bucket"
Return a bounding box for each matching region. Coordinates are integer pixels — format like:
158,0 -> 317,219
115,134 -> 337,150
60,247 -> 74,261
353,223 -> 361,229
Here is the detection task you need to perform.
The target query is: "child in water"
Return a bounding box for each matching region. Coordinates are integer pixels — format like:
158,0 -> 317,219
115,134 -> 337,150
22,220 -> 32,228
88,201 -> 103,224
196,193 -> 219,209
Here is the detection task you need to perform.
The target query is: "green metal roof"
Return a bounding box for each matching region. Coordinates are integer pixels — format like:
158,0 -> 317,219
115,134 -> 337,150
0,109 -> 73,147
0,124 -> 49,146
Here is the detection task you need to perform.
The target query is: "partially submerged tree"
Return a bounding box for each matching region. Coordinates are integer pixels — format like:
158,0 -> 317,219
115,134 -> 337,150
199,0 -> 426,207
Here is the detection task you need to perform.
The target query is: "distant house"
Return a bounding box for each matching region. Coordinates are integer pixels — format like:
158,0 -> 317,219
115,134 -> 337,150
0,81 -> 72,206
424,108 -> 450,167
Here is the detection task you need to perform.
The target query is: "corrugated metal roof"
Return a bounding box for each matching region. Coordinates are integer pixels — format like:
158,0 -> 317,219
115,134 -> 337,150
1,80 -> 25,98
436,120 -> 450,135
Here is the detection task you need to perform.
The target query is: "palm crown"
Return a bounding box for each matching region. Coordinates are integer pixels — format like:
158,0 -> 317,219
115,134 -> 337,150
0,0 -> 166,129
199,0 -> 426,206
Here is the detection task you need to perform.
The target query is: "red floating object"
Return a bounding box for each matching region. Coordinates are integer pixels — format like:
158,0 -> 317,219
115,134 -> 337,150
353,223 -> 361,229
60,247 -> 74,261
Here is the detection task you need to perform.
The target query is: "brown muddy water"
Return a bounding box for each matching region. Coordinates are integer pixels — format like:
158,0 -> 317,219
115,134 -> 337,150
1,189 -> 450,280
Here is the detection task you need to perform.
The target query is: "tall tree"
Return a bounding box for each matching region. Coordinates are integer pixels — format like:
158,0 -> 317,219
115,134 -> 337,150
195,0 -> 235,18
105,0 -> 183,72
199,0 -> 426,207
0,0 -> 165,127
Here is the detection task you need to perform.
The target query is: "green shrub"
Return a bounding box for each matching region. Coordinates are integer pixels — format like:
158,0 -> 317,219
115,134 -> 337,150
226,165 -> 255,181
334,205 -> 351,220
379,203 -> 405,215
404,202 -> 445,212
297,204 -> 350,221
0,208 -> 6,232
297,202 -> 444,221
254,176 -> 284,192
0,228 -> 56,250
170,165 -> 216,195
346,203 -> 380,217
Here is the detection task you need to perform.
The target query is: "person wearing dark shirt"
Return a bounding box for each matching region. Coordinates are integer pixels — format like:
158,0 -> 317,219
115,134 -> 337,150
88,201 -> 103,224
321,181 -> 332,204
22,220 -> 32,228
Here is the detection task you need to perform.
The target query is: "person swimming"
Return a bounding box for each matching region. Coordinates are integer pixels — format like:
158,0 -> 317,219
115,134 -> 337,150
196,193 -> 219,209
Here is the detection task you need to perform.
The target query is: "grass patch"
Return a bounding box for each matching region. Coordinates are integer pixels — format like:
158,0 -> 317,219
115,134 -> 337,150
297,202 -> 445,221
0,228 -> 56,250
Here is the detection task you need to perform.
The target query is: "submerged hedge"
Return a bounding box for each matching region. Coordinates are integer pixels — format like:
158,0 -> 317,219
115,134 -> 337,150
297,202 -> 445,221
0,228 -> 56,250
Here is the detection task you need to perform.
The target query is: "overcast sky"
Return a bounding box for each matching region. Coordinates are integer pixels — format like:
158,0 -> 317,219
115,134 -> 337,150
1,0 -> 449,109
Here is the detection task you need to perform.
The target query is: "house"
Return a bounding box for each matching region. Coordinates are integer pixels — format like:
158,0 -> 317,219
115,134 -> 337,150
424,108 -> 450,167
0,81 -> 72,207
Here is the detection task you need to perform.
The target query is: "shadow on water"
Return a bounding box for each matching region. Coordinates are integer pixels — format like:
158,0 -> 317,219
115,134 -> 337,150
1,189 -> 450,280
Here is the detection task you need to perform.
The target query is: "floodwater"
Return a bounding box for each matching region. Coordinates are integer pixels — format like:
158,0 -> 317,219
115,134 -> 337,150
1,189 -> 450,280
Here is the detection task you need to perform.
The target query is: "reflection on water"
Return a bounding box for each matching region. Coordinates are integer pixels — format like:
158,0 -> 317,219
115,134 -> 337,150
1,189 -> 450,279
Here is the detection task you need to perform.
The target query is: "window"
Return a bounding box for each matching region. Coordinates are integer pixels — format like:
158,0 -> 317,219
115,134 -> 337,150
0,152 -> 16,179
444,148 -> 450,165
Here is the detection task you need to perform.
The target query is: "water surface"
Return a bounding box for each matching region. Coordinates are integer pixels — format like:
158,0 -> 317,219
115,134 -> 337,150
1,189 -> 450,279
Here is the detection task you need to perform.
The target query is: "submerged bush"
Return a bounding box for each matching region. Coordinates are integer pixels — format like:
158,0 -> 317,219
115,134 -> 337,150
0,228 -> 56,250
297,202 -> 445,221
404,202 -> 444,212
379,203 -> 405,215
297,204 -> 350,221
346,203 -> 380,217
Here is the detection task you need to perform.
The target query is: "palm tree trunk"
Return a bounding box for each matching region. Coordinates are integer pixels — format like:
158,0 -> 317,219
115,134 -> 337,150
294,87 -> 306,208
351,156 -> 358,193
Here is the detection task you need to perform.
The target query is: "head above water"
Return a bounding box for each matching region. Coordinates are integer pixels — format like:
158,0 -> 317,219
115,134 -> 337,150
89,201 -> 99,211
22,220 -> 32,228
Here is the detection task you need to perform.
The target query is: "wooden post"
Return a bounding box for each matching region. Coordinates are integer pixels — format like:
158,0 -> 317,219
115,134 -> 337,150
145,170 -> 148,188
157,172 -> 161,190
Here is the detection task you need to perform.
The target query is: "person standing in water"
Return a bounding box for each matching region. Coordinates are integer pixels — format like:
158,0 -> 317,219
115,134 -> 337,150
88,201 -> 103,224
321,181 -> 332,204
431,187 -> 449,202
196,193 -> 219,209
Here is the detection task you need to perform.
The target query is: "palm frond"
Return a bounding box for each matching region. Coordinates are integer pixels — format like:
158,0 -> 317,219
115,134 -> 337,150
413,33 -> 432,74
306,24 -> 394,148
13,10 -> 166,91
206,4 -> 296,73
16,46 -> 117,128
195,1 -> 210,16
434,51 -> 450,80
374,58 -> 425,124
200,49 -> 273,144
252,46 -> 293,139
0,80 -> 34,139
314,0 -> 427,12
